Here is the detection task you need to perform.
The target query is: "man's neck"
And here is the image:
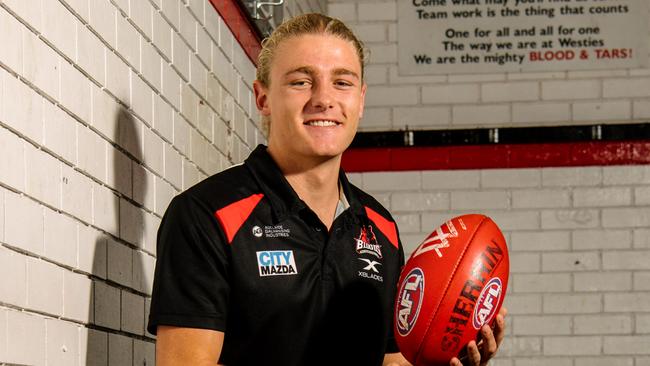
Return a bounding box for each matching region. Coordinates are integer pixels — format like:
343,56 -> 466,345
267,147 -> 342,230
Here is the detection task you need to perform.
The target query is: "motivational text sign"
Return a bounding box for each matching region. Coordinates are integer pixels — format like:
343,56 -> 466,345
398,0 -> 649,74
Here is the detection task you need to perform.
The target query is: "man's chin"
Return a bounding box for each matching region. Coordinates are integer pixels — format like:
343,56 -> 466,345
309,145 -> 350,160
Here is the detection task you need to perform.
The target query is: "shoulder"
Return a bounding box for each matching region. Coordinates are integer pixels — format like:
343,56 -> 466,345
178,163 -> 262,212
156,164 -> 264,253
165,164 -> 267,245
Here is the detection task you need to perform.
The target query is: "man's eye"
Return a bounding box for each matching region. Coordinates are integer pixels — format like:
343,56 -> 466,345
335,80 -> 353,87
290,80 -> 310,86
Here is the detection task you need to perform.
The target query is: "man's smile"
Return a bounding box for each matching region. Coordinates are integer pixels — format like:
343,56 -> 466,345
304,119 -> 342,127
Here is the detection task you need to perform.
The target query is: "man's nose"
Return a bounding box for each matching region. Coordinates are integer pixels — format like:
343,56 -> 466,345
310,82 -> 334,110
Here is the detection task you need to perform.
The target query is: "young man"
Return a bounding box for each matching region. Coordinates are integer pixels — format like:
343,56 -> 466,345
148,13 -> 506,366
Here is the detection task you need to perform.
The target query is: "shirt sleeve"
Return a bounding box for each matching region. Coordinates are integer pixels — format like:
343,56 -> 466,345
147,193 -> 230,335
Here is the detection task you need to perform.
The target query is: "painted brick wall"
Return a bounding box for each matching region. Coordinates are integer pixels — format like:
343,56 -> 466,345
284,0 -> 328,19
0,0 -> 323,365
348,166 -> 650,365
328,0 -> 650,132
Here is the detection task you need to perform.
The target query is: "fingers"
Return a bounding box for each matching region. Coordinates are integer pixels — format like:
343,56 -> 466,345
479,325 -> 498,365
449,356 -> 464,366
467,340 -> 482,366
494,311 -> 507,347
449,308 -> 508,366
499,306 -> 508,318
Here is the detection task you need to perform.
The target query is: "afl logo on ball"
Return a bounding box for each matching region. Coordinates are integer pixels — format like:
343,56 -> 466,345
473,277 -> 502,330
397,268 -> 425,337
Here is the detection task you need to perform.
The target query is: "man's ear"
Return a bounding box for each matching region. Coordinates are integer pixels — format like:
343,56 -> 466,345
359,82 -> 367,119
253,80 -> 271,116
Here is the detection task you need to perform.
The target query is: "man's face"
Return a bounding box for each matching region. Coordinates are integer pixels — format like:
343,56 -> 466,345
254,33 -> 367,162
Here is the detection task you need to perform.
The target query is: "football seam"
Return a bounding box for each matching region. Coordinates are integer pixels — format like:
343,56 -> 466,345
414,215 -> 489,365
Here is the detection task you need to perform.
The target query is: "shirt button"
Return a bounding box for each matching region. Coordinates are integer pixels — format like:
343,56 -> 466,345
315,227 -> 322,232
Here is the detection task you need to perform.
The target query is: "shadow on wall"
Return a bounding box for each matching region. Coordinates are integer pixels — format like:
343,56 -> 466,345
85,109 -> 155,365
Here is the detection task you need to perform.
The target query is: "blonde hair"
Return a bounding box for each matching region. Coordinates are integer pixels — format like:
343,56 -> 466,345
256,13 -> 366,87
256,13 -> 366,137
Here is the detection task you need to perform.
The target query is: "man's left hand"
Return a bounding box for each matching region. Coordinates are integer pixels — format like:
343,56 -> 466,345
449,306 -> 507,366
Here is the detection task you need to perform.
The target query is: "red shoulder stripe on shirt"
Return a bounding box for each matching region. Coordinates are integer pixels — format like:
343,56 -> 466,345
364,206 -> 399,249
215,193 -> 264,244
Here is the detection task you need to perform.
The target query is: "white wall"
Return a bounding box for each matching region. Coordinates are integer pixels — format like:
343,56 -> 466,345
284,0 -> 328,18
0,0 -> 323,365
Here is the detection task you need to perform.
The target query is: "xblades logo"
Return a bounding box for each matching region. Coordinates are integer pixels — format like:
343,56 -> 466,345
358,258 -> 381,273
358,258 -> 383,282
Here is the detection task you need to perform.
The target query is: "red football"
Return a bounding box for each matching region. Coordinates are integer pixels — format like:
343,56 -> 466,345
394,214 -> 509,365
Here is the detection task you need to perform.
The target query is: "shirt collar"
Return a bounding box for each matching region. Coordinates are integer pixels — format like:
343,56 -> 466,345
244,145 -> 365,223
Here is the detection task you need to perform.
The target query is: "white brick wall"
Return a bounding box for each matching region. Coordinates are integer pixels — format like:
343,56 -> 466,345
0,310 -> 6,361
0,245 -> 27,308
356,165 -> 650,363
0,0 -> 325,363
46,318 -> 80,366
328,0 -> 650,131
6,310 -> 46,365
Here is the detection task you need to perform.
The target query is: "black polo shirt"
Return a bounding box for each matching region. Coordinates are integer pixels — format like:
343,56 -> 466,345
148,145 -> 405,365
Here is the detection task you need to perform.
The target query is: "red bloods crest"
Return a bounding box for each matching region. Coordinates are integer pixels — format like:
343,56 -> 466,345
355,225 -> 382,258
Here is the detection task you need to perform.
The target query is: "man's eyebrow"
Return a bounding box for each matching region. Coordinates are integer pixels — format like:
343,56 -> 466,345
332,68 -> 360,80
284,66 -> 360,80
284,66 -> 316,78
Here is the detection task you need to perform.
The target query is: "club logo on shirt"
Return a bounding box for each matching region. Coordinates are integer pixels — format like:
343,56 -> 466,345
256,250 -> 298,276
355,225 -> 382,259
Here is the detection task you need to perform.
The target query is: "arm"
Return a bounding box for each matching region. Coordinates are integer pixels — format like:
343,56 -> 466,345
156,326 -> 224,366
383,352 -> 412,366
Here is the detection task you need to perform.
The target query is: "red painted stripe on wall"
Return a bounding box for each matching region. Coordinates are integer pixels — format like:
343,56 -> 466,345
208,0 -> 261,64
341,141 -> 650,172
